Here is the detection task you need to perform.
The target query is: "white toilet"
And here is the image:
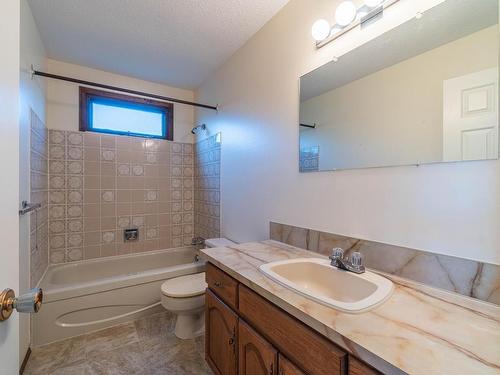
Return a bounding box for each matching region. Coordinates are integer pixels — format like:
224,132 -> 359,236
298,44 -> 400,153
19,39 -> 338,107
160,238 -> 236,339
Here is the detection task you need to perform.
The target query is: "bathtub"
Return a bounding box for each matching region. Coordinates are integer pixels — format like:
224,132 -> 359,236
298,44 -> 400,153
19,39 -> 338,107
33,246 -> 205,346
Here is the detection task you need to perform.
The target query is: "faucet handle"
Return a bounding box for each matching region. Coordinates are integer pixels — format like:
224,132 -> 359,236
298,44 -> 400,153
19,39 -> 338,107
350,252 -> 364,270
331,247 -> 344,259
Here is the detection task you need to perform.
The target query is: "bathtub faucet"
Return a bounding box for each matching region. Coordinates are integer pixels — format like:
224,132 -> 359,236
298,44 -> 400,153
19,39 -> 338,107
191,237 -> 205,246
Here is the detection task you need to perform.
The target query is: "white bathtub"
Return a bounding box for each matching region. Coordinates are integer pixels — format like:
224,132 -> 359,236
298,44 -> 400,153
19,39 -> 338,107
33,247 -> 205,346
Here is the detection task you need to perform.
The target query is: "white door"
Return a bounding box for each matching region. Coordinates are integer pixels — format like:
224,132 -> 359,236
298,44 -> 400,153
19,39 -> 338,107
443,68 -> 499,161
0,1 -> 21,374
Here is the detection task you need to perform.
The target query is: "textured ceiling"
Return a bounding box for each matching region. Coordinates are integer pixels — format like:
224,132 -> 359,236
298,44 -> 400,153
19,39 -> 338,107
28,0 -> 289,89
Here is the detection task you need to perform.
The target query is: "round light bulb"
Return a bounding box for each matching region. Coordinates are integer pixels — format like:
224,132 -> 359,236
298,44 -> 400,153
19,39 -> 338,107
365,0 -> 383,7
311,19 -> 331,41
335,1 -> 357,27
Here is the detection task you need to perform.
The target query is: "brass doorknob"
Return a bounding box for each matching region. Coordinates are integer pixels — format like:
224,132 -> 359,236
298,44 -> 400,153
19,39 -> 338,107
0,288 -> 43,322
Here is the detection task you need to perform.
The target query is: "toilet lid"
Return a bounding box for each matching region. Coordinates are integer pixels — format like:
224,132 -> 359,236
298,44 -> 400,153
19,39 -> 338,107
161,272 -> 207,298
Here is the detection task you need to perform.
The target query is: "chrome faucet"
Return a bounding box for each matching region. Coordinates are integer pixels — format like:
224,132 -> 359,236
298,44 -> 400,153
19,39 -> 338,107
328,248 -> 365,274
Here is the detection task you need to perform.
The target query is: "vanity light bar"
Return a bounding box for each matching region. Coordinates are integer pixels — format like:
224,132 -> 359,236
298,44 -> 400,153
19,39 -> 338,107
315,0 -> 401,49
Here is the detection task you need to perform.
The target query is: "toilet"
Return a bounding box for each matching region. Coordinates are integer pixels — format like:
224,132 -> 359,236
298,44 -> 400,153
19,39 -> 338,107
161,238 -> 236,339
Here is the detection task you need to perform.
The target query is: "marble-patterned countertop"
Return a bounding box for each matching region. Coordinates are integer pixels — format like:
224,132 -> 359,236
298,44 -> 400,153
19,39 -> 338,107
200,240 -> 500,375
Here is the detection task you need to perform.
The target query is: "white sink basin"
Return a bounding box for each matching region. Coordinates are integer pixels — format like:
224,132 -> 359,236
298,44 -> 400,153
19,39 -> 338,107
259,258 -> 393,313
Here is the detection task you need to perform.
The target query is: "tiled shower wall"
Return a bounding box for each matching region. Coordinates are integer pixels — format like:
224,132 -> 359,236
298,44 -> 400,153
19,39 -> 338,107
30,110 -> 49,286
194,134 -> 221,239
48,130 -> 195,263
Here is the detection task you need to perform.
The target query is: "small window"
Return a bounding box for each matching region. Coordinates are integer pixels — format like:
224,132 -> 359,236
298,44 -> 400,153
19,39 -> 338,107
79,87 -> 173,140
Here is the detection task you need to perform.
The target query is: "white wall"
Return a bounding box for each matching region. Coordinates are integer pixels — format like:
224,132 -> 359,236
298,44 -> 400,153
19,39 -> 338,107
300,26 -> 498,170
46,60 -> 195,143
195,0 -> 500,265
0,0 -> 21,372
19,0 -> 47,362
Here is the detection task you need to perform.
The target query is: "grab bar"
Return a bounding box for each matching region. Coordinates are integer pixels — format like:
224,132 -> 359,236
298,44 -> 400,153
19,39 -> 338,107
19,201 -> 41,216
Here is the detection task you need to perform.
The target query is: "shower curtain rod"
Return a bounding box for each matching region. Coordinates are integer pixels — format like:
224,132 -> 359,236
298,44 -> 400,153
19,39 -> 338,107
31,67 -> 218,111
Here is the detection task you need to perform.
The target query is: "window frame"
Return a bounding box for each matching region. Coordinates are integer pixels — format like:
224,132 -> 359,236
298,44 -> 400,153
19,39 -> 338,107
79,87 -> 174,140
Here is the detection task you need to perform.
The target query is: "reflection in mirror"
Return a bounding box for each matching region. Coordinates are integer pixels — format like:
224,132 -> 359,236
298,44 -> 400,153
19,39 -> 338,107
299,0 -> 498,172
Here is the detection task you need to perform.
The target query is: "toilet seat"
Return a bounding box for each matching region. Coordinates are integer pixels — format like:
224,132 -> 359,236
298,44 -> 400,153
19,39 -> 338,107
161,272 -> 207,298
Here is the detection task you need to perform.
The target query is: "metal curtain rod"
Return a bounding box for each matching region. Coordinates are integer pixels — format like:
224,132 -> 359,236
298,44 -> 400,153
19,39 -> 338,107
31,67 -> 218,111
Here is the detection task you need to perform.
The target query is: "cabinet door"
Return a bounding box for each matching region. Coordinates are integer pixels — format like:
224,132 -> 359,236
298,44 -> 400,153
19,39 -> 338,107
349,357 -> 382,375
206,289 -> 238,375
239,321 -> 278,375
279,355 -> 306,375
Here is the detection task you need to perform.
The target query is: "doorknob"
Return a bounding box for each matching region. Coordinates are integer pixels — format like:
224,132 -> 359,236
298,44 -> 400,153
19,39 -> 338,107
0,288 -> 43,322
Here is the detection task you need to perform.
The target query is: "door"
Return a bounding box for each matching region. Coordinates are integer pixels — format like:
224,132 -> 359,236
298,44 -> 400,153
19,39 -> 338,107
279,354 -> 305,375
239,321 -> 278,375
206,289 -> 238,375
443,68 -> 498,161
0,0 -> 21,374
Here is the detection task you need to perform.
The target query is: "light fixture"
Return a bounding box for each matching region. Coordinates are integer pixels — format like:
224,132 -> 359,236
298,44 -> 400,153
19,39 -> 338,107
311,0 -> 401,49
365,0 -> 383,8
311,19 -> 331,41
357,10 -> 369,19
335,1 -> 357,27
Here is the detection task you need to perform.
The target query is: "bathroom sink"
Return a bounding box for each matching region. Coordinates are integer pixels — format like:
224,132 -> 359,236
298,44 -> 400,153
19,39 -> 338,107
259,258 -> 393,313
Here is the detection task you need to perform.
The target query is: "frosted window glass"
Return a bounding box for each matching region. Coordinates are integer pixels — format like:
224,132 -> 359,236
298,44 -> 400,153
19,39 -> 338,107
91,101 -> 164,137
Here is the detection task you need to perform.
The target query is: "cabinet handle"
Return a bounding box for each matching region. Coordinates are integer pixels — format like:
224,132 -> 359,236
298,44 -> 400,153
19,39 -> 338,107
229,327 -> 236,354
214,281 -> 222,287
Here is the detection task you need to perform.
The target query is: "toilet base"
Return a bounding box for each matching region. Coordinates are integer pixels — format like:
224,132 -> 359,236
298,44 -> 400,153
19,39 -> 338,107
174,310 -> 205,339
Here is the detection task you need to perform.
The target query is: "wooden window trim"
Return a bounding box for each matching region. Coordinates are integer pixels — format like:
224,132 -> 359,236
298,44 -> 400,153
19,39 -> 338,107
79,86 -> 174,141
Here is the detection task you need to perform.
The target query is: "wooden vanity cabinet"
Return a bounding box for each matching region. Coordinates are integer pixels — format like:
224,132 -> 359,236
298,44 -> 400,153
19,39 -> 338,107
238,284 -> 347,375
206,264 -> 383,375
205,289 -> 238,375
349,357 -> 382,375
239,321 -> 278,375
206,263 -> 239,310
279,355 -> 306,375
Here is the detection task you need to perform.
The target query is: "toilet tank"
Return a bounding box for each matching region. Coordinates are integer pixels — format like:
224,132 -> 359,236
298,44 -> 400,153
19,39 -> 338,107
204,238 -> 236,248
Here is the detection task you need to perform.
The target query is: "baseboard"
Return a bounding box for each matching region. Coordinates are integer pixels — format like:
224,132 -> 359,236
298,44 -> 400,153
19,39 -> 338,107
19,347 -> 31,375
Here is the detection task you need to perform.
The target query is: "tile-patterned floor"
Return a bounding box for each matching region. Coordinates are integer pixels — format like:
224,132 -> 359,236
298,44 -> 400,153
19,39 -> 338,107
24,312 -> 212,375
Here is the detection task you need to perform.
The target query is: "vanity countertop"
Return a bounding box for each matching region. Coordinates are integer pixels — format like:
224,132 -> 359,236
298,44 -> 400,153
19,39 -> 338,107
200,240 -> 500,375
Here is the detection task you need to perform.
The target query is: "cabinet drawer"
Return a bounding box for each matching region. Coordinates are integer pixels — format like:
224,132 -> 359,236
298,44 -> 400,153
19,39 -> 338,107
239,285 -> 346,375
206,263 -> 239,310
349,356 -> 382,375
279,354 -> 306,375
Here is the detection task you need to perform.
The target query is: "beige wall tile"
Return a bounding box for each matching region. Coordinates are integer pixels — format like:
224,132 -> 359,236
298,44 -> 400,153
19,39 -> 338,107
83,246 -> 100,259
48,130 -> 200,263
84,176 -> 100,189
83,204 -> 100,217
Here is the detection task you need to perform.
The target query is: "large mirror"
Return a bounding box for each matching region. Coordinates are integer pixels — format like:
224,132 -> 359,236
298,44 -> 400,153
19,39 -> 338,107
299,0 -> 499,172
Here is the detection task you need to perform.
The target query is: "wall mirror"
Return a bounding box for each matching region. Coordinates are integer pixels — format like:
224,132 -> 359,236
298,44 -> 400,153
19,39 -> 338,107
299,0 -> 499,172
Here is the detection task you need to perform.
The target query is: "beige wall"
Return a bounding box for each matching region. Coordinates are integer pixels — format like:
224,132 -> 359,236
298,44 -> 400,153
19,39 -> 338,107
46,59 -> 195,143
300,26 -> 498,170
195,0 -> 500,264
